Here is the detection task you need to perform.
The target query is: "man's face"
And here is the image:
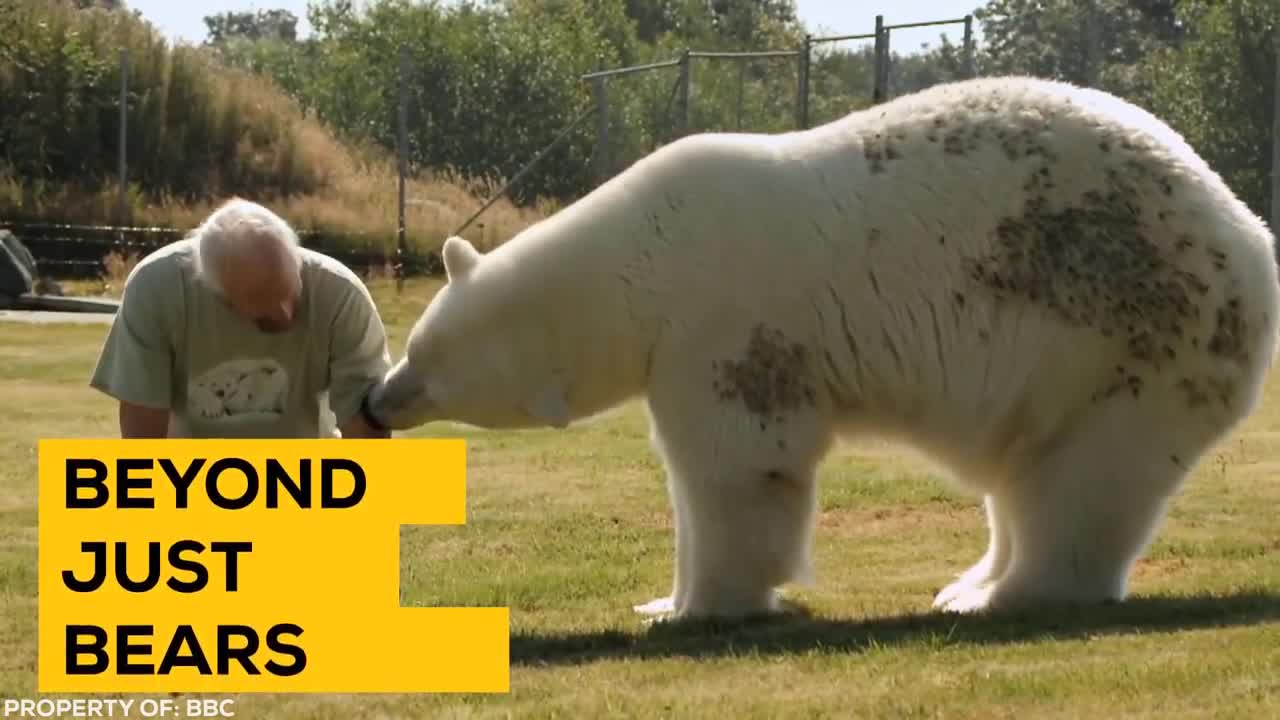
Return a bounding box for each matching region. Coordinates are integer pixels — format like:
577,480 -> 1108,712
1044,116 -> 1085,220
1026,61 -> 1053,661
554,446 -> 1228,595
218,233 -> 303,334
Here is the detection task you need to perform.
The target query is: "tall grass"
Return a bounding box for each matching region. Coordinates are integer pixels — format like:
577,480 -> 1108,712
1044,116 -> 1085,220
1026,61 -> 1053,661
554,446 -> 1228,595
0,0 -> 550,255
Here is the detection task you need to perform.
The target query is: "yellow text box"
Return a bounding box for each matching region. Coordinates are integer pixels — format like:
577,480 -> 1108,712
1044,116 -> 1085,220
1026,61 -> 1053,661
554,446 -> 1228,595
37,438 -> 509,694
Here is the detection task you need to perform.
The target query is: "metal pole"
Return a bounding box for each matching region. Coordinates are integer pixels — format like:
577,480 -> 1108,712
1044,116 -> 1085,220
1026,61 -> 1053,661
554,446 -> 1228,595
678,48 -> 691,136
396,45 -> 408,291
688,50 -> 799,59
881,27 -> 893,101
1271,16 -> 1280,241
736,60 -> 745,131
582,58 -> 682,81
592,75 -> 610,185
963,15 -> 975,78
873,16 -> 885,104
797,34 -> 811,129
810,32 -> 877,43
883,17 -> 971,31
1083,0 -> 1100,87
117,48 -> 128,235
452,103 -> 598,238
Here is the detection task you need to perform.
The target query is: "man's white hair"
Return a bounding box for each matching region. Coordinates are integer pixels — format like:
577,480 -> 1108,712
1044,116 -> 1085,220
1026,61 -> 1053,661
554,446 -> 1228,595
190,198 -> 303,295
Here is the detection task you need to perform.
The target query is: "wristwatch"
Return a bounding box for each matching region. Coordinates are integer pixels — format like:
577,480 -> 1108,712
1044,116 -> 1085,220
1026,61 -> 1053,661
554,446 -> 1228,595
359,391 -> 390,433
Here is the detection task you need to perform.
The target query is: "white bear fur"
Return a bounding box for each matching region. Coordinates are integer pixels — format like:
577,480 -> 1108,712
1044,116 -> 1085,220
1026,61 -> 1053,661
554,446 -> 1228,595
371,76 -> 1280,620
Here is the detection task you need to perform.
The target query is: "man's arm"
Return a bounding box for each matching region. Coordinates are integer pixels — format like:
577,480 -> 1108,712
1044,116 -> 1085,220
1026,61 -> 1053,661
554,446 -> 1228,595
340,399 -> 391,438
119,401 -> 171,438
327,273 -> 393,439
89,255 -> 177,438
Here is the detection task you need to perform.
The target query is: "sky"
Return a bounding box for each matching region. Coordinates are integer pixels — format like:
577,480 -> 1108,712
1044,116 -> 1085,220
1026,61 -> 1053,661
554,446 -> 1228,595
126,0 -> 986,54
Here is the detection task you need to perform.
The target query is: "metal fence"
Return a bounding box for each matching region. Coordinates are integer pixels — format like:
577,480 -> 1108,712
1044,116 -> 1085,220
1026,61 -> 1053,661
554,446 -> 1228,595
7,11 -> 1278,286
458,10 -> 1279,241
3,42 -> 438,286
1273,19 -> 1280,240
571,14 -> 977,187
1,14 -> 980,287
582,48 -> 803,184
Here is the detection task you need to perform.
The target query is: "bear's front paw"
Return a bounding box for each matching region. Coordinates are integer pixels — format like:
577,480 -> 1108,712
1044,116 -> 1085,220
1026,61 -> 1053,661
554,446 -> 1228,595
936,582 -> 998,615
932,574 -> 986,610
633,596 -> 676,616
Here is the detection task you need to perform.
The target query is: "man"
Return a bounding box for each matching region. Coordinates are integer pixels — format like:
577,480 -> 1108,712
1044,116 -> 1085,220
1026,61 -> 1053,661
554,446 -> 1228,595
90,198 -> 392,439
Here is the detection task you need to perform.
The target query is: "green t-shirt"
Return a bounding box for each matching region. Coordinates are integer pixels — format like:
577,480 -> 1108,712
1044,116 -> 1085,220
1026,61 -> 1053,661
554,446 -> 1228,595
90,239 -> 392,438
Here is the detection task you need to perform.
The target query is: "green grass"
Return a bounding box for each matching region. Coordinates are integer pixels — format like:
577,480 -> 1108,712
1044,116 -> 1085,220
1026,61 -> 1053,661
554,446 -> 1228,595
2,277 -> 1279,718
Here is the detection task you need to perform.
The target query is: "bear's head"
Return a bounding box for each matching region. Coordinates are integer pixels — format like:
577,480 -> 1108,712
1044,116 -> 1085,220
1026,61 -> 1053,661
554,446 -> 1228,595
365,235 -> 572,432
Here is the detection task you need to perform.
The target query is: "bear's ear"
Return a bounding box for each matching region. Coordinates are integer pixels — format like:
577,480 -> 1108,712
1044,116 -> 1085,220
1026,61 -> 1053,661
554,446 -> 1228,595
526,382 -> 571,429
442,235 -> 481,281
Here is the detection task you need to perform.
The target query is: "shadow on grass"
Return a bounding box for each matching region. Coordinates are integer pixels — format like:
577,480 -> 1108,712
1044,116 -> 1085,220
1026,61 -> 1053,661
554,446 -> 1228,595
510,591 -> 1280,667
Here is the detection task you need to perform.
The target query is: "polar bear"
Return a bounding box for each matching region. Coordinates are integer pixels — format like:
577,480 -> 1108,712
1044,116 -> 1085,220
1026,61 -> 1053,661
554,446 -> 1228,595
366,76 -> 1280,620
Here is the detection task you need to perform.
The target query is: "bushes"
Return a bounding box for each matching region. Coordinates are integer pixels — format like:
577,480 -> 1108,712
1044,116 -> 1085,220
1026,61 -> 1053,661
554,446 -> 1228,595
217,0 -> 821,204
215,0 -> 628,205
1141,0 -> 1277,221
0,0 -> 544,253
0,0 -> 321,208
0,0 -> 847,247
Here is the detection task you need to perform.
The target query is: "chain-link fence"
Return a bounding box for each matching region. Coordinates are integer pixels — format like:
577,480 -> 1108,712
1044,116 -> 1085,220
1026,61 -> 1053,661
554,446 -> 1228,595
1,13 -> 983,288
583,48 -> 806,183
14,11 -> 1274,285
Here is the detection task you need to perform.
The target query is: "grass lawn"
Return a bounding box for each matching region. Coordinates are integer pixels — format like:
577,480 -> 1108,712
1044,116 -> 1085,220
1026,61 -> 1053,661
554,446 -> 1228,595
1,277 -> 1278,718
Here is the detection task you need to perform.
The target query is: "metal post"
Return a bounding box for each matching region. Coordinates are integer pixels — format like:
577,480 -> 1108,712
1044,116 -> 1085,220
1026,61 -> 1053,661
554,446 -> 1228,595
396,45 -> 408,291
1083,0 -> 1100,87
117,48 -> 128,235
963,14 -> 975,78
881,27 -> 893,101
736,60 -> 746,130
797,34 -> 811,129
1271,17 -> 1280,241
873,16 -> 885,104
453,103 -> 598,238
678,48 -> 691,136
592,75 -> 610,185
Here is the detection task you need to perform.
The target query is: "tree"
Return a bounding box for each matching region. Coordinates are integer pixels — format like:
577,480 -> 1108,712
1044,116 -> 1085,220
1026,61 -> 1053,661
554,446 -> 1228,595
624,0 -> 682,42
706,0 -> 799,46
1142,0 -> 1277,220
973,0 -> 1186,99
203,9 -> 299,45
621,0 -> 800,47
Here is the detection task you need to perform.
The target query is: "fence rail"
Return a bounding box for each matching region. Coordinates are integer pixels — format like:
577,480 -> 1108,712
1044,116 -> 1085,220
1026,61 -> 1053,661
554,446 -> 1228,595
810,31 -> 878,43
453,102 -> 599,238
576,13 -> 978,176
582,59 -> 684,80
688,50 -> 801,59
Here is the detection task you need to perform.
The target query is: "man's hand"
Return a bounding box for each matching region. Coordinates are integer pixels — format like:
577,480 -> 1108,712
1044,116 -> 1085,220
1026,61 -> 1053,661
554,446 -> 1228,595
339,391 -> 391,439
119,400 -> 170,438
340,411 -> 391,439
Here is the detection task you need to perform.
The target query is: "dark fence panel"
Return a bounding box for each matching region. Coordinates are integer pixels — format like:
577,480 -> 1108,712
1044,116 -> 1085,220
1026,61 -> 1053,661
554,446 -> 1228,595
0,221 -> 442,281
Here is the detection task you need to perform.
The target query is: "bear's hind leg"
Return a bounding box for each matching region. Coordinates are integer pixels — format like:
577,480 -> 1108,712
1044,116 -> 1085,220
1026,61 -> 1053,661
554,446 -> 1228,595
937,398 -> 1214,614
